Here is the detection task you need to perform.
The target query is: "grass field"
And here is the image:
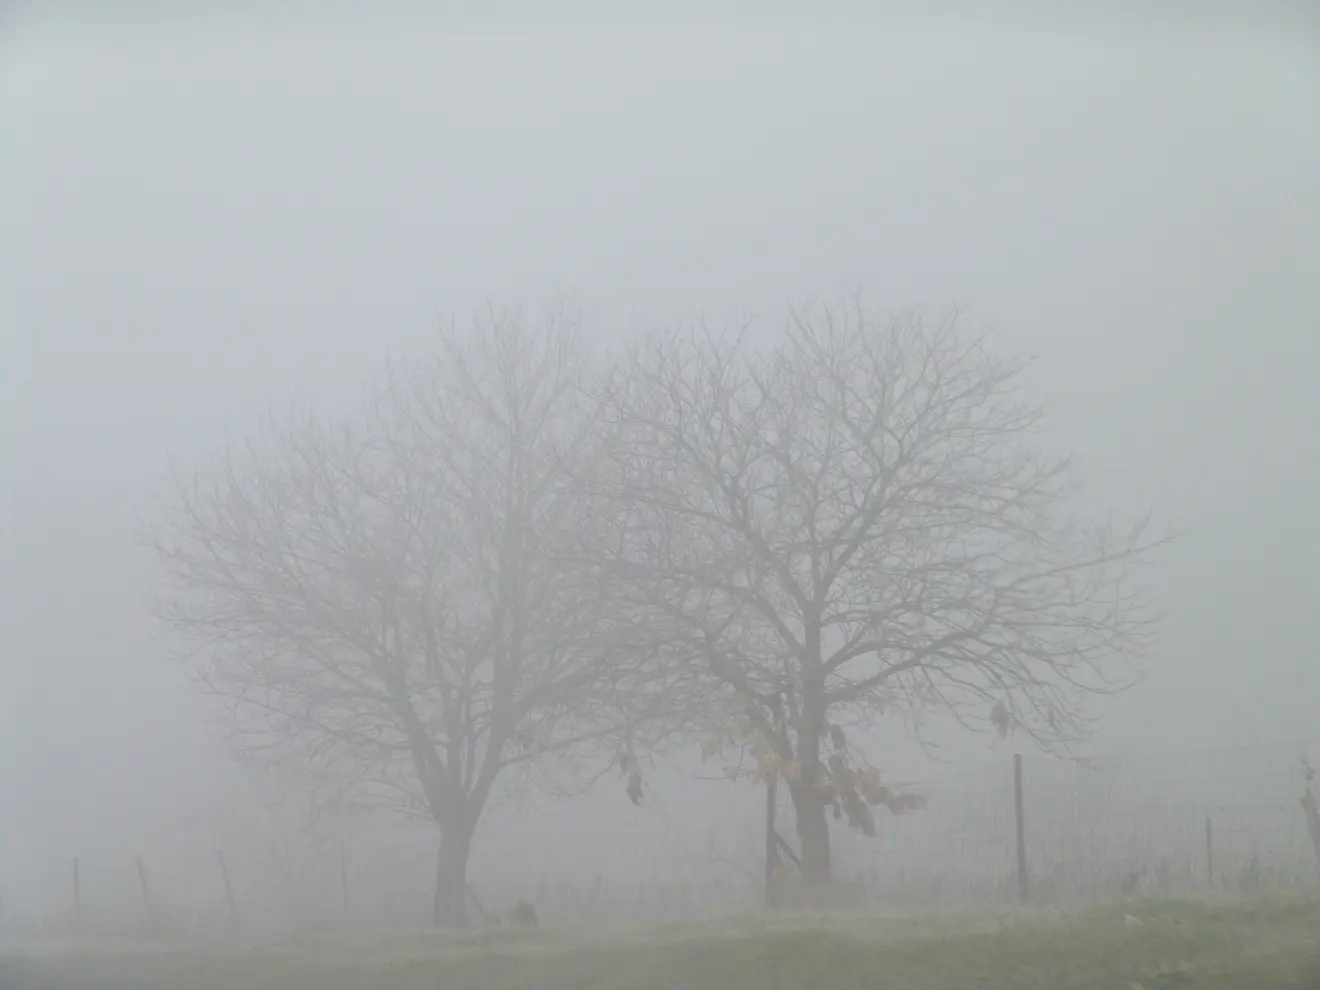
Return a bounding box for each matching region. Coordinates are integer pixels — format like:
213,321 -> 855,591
2,898 -> 1317,989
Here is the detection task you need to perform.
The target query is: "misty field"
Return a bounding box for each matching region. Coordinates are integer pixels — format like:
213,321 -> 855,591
3,899 -> 1318,990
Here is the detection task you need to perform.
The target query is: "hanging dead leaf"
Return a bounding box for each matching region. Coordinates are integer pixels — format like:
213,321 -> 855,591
859,769 -> 887,805
886,792 -> 927,815
843,790 -> 876,836
991,702 -> 1015,739
829,725 -> 847,750
626,770 -> 644,806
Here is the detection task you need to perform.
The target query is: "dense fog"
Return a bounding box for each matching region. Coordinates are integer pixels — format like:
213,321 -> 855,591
3,5 -> 1318,935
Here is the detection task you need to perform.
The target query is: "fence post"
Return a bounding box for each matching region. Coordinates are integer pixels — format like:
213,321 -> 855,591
765,773 -> 779,909
1204,816 -> 1215,889
339,841 -> 350,928
72,856 -> 83,929
1013,754 -> 1029,903
135,855 -> 155,928
216,850 -> 238,933
1300,792 -> 1320,872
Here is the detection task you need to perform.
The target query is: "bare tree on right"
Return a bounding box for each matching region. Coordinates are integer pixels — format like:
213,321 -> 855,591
582,300 -> 1167,894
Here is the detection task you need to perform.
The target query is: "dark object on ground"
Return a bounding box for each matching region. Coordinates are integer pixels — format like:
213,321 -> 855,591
508,899 -> 539,928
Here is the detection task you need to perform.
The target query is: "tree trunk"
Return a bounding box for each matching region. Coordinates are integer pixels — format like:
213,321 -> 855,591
794,657 -> 832,893
789,782 -> 832,890
432,825 -> 471,929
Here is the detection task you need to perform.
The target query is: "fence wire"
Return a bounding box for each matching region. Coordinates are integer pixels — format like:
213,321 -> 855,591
5,738 -> 1319,938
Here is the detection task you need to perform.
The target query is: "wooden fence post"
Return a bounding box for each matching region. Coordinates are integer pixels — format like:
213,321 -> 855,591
1301,791 -> 1320,872
1204,816 -> 1215,889
72,856 -> 83,929
216,850 -> 238,933
765,773 -> 779,909
1013,754 -> 1030,903
135,855 -> 155,927
339,841 -> 350,928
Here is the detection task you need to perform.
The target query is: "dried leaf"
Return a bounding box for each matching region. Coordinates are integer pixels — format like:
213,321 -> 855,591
886,792 -> 927,815
829,725 -> 846,750
991,701 -> 1015,739
859,770 -> 887,805
626,770 -> 643,806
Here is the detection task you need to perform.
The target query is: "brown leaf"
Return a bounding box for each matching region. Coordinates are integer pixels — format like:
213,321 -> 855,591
886,792 -> 927,815
626,770 -> 644,806
844,791 -> 876,836
991,702 -> 1015,739
829,725 -> 847,750
859,770 -> 886,805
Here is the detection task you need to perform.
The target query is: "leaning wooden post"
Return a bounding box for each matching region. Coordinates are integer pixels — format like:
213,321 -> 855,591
1013,754 -> 1030,903
136,855 -> 155,928
215,850 -> 238,933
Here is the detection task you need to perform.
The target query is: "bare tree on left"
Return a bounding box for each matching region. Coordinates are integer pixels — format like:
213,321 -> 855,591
147,306 -> 651,927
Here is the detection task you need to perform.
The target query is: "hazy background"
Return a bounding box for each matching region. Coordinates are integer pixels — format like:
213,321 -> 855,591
3,4 -> 1318,920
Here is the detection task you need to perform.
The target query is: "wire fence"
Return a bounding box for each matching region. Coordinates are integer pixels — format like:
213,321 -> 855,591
5,738 -> 1319,940
833,738 -> 1320,907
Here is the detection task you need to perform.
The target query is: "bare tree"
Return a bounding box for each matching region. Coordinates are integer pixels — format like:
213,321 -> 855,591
581,300 -> 1166,892
148,306 -> 650,927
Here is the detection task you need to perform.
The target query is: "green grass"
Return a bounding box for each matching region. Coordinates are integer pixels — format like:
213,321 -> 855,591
3,898 -> 1318,989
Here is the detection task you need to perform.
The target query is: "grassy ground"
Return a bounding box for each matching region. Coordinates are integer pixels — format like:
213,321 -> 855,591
2,898 -> 1317,989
